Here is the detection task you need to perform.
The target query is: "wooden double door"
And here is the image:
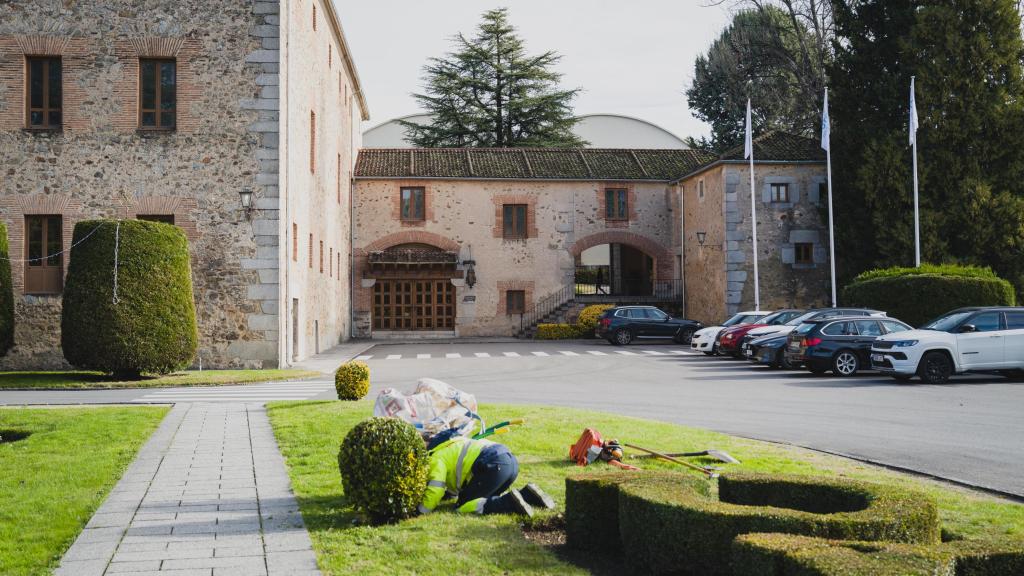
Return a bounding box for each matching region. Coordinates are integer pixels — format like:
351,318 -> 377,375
372,279 -> 455,331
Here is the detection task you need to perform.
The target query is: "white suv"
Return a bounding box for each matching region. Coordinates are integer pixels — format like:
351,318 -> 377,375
871,307 -> 1024,383
690,311 -> 770,355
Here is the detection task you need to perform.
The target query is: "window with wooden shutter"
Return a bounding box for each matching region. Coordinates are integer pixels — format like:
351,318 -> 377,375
506,290 -> 526,315
605,188 -> 628,220
795,242 -> 814,265
502,204 -> 527,239
26,57 -> 62,129
770,183 -> 790,203
24,215 -> 63,295
139,59 -> 176,130
400,187 -> 425,221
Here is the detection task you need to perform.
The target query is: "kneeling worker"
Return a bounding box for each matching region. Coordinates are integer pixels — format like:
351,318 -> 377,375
418,435 -> 554,516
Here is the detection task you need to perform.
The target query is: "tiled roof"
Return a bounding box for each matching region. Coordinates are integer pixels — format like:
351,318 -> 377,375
354,132 -> 823,181
717,131 -> 826,163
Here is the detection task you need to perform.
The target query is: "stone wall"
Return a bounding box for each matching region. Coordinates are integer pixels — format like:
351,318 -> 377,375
680,167 -> 728,325
0,0 -> 268,369
353,178 -> 676,337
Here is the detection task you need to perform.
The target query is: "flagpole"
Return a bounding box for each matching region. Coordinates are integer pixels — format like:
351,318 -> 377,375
823,89 -> 837,307
910,76 -> 921,267
746,99 -> 760,311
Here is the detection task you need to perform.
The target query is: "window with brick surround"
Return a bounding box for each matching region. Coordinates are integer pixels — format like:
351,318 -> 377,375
770,182 -> 790,203
502,204 -> 527,239
312,4 -> 317,30
26,57 -> 62,129
24,215 -> 63,295
337,154 -> 342,204
319,240 -> 324,273
400,187 -> 425,221
329,247 -> 333,277
605,188 -> 628,220
506,290 -> 526,315
310,111 -> 316,173
292,223 -> 298,261
328,44 -> 332,68
137,214 -> 174,225
795,242 -> 814,265
139,59 -> 176,130
308,234 -> 313,268
698,179 -> 705,200
337,253 -> 341,281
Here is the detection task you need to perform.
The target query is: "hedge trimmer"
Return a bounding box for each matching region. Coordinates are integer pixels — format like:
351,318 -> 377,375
473,419 -> 524,440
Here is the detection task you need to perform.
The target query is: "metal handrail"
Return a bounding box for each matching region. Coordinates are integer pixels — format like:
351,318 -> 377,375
517,283 -> 575,336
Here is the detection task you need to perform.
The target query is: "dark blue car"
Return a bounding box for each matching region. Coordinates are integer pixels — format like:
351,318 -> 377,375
596,306 -> 703,346
785,317 -> 912,376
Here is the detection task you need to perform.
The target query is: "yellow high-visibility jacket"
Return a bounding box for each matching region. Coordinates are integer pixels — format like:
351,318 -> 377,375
418,436 -> 496,514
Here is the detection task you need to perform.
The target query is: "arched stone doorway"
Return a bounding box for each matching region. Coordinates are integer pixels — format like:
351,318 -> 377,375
570,231 -> 675,300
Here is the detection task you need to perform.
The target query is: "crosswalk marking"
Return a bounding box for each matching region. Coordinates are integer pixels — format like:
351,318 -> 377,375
446,353 -> 462,359
474,352 -> 491,358
559,351 -> 580,356
355,355 -> 373,361
417,353 -> 431,359
386,354 -> 402,360
587,351 -> 608,356
642,350 -> 667,356
503,352 -> 520,357
615,351 -> 639,356
531,351 -> 550,357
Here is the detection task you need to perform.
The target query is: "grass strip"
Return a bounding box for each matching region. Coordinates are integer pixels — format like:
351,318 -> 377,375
0,369 -> 322,390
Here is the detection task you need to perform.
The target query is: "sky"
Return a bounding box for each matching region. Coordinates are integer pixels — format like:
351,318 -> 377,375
333,1 -> 733,140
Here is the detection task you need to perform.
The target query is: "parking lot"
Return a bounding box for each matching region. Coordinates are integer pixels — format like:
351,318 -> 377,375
361,340 -> 1024,498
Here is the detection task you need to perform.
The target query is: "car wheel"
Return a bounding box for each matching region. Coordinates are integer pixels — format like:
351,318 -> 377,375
917,351 -> 952,384
612,329 -> 633,346
832,350 -> 860,377
674,328 -> 695,345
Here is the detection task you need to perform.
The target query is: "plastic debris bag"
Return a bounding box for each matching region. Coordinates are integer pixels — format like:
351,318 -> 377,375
373,378 -> 481,439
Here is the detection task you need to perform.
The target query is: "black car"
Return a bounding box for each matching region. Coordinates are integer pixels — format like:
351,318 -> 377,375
746,333 -> 793,368
595,306 -> 703,346
785,316 -> 912,376
739,307 -> 887,362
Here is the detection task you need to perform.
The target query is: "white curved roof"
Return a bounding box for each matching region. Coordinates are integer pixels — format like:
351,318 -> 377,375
361,113 -> 687,149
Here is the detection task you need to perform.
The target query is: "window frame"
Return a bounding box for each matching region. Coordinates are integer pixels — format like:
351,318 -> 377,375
794,242 -> 814,265
770,182 -> 790,203
605,188 -> 628,220
502,204 -> 528,240
25,56 -> 62,130
138,58 -> 177,131
506,290 -> 526,315
24,215 -> 64,295
136,214 -> 174,225
400,187 -> 426,222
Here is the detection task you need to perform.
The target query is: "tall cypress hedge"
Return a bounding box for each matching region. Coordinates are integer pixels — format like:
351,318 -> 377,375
842,265 -> 1016,327
61,219 -> 198,377
0,223 -> 14,356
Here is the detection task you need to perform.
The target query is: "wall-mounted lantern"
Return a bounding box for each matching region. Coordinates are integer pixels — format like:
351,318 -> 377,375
239,188 -> 255,220
696,231 -> 707,247
463,244 -> 477,288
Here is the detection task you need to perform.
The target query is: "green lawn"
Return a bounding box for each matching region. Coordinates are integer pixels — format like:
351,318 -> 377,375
266,401 -> 1024,576
0,406 -> 169,576
0,369 -> 322,390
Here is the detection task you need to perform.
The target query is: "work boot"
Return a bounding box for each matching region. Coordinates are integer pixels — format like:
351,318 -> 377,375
521,483 -> 556,509
508,489 -> 535,517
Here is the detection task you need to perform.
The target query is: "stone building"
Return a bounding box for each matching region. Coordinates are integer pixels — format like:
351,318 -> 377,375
352,133 -> 830,336
0,0 -> 367,369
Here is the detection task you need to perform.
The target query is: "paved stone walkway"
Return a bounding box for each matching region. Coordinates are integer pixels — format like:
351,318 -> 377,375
56,403 -> 320,576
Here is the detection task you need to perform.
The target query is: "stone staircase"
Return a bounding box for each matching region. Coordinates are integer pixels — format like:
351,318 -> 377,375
516,301 -> 586,339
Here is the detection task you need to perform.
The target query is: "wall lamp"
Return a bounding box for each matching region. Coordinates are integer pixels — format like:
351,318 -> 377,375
463,245 -> 477,288
696,231 -> 707,247
239,188 -> 255,220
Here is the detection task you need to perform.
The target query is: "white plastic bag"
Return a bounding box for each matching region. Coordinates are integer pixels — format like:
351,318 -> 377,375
373,378 -> 480,438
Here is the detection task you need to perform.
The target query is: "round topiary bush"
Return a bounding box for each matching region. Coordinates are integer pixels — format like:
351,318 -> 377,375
61,220 -> 198,377
335,360 -> 370,400
0,223 -> 14,357
618,472 -> 940,575
337,417 -> 428,523
843,264 -> 1016,327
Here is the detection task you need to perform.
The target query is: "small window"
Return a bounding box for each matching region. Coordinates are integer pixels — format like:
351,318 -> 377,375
506,290 -> 525,315
328,44 -> 332,68
401,187 -> 425,221
24,215 -> 63,295
626,309 -> 648,319
319,241 -> 324,273
292,223 -> 298,261
794,243 -> 813,265
647,308 -> 668,320
310,111 -> 316,173
818,182 -> 827,202
26,57 -> 62,129
969,312 -> 1002,333
770,183 -> 790,203
1005,312 -> 1024,330
337,253 -> 341,281
503,204 -> 527,239
139,59 -> 176,130
337,154 -> 342,204
137,214 -> 174,224
697,179 -> 705,200
614,309 -> 628,318
329,247 -> 333,277
605,188 -> 628,220
308,234 -> 313,269
312,4 -> 317,30
822,321 -> 853,336
855,320 -> 883,336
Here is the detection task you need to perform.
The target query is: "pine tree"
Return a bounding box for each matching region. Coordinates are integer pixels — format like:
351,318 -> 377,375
400,8 -> 584,148
829,0 -> 1024,296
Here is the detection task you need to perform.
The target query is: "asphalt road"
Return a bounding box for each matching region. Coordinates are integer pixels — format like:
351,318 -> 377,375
2,340 -> 1022,497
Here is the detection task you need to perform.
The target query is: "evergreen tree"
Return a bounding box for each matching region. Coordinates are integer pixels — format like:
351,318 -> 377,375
829,0 -> 1024,296
401,8 -> 584,148
686,7 -> 826,151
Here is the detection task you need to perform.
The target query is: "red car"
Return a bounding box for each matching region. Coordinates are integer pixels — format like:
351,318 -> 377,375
717,309 -> 803,357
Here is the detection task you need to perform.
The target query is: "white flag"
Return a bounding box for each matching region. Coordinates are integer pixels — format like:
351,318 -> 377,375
744,99 -> 753,159
821,89 -> 830,152
909,76 -> 919,147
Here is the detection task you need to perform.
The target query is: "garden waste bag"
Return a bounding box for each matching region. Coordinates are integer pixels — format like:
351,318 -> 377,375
373,378 -> 481,439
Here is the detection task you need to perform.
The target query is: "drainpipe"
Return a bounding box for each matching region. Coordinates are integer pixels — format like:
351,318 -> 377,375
349,175 -> 356,339
281,8 -> 291,366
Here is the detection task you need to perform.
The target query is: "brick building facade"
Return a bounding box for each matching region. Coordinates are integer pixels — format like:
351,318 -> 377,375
0,0 -> 366,369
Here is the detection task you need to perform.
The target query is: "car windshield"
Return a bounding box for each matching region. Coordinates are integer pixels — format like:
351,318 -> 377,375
921,311 -> 974,332
759,310 -> 788,325
794,322 -> 816,335
785,311 -> 818,326
722,313 -> 751,327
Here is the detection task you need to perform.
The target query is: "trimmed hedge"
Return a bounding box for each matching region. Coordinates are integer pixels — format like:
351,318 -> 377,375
575,304 -> 614,336
62,220 -> 198,376
337,417 -> 428,524
0,223 -> 14,357
536,323 -> 582,340
843,265 -> 1016,327
618,472 -> 939,575
565,470 -> 710,553
335,360 -> 370,400
732,532 -> 1024,576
